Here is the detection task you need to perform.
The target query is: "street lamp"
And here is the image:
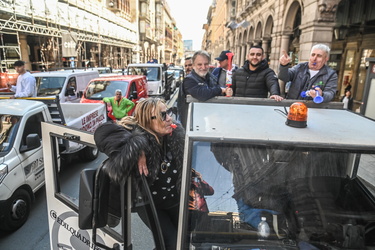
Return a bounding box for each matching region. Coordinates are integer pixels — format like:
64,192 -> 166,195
334,26 -> 348,40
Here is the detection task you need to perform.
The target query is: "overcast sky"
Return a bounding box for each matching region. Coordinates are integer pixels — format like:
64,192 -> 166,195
167,0 -> 213,50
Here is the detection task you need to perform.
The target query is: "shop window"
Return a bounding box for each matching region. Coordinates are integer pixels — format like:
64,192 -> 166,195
355,49 -> 375,102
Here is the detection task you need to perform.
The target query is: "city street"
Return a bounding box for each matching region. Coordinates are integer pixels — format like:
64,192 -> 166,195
0,152 -> 155,249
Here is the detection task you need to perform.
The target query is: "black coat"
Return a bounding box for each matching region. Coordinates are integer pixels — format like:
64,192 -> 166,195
94,121 -> 185,209
232,59 -> 280,97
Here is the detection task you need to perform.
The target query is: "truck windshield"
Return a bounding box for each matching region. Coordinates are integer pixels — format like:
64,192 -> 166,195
84,80 -> 129,100
128,67 -> 160,81
183,141 -> 375,249
0,115 -> 21,156
36,77 -> 66,96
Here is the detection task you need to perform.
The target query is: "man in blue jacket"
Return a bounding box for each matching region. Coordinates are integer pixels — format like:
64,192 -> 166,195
278,44 -> 337,102
177,50 -> 232,128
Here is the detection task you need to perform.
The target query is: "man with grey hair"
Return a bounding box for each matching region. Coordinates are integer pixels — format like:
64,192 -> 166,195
278,43 -> 337,102
103,89 -> 135,120
177,50 -> 232,128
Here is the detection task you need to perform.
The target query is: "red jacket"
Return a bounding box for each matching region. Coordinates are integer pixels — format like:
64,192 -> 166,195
189,179 -> 214,212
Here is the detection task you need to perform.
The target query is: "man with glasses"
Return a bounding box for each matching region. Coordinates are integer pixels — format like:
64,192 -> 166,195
232,46 -> 283,101
103,89 -> 135,120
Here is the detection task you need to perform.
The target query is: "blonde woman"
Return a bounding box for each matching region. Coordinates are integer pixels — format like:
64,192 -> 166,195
94,97 -> 185,249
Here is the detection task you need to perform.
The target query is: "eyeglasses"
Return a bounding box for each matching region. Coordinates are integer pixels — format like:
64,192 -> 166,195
249,53 -> 262,57
151,108 -> 173,121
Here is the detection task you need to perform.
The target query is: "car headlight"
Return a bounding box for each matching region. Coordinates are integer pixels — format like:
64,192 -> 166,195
0,164 -> 8,184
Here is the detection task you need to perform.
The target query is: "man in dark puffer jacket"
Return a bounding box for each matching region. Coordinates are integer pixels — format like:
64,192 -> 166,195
232,46 -> 283,101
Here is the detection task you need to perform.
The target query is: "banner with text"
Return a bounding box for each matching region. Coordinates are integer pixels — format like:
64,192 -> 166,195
61,32 -> 78,57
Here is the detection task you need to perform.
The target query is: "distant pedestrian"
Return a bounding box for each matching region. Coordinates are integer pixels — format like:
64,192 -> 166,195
7,60 -> 36,99
341,90 -> 353,110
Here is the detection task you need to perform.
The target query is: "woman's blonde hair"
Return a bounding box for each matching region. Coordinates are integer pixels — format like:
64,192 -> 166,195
117,97 -> 166,143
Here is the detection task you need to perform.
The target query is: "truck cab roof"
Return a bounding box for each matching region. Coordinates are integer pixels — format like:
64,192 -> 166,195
187,101 -> 375,151
32,69 -> 99,77
128,63 -> 163,67
0,99 -> 46,116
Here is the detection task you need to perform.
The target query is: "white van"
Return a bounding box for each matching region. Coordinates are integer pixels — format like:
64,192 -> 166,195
32,70 -> 99,103
0,99 -> 107,231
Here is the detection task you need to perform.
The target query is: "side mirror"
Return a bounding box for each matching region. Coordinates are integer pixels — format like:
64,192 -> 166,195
65,86 -> 76,96
20,134 -> 41,153
130,90 -> 138,100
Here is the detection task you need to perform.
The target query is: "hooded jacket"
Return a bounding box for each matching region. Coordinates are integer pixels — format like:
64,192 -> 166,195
232,59 -> 280,98
94,120 -> 185,209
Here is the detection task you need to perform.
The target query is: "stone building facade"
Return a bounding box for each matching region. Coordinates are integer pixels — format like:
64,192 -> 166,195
0,0 -> 184,73
203,0 -> 375,107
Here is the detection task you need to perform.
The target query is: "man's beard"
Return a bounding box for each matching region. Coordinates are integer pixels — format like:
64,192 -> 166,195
250,61 -> 260,67
195,70 -> 207,78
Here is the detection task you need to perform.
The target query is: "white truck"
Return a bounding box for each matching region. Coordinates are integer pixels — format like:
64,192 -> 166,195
0,69 -> 99,103
127,63 -> 174,100
42,97 -> 375,249
0,99 -> 106,231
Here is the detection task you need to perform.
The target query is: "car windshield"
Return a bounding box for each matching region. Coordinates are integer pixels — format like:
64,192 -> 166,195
0,115 -> 21,156
36,76 -> 66,96
84,80 -> 129,100
128,67 -> 160,81
184,141 -> 375,249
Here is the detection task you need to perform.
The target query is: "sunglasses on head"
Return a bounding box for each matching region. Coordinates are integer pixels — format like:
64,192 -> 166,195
151,108 -> 173,121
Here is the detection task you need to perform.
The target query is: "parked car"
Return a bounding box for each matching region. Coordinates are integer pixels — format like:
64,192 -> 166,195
80,75 -> 148,116
168,68 -> 184,88
0,99 -> 106,231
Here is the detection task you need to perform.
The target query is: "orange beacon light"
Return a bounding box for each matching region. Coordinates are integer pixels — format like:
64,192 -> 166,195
285,102 -> 308,128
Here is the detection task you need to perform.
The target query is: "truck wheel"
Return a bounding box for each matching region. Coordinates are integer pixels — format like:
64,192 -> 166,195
0,189 -> 31,231
79,146 -> 99,161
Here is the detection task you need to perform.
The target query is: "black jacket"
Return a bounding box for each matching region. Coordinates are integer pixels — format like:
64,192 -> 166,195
232,60 -> 280,97
94,121 -> 185,209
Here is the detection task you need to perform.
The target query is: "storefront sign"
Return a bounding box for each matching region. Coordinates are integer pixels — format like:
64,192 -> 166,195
62,32 -> 78,57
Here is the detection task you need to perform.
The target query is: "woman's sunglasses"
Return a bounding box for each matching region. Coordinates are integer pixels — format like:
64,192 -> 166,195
151,108 -> 173,121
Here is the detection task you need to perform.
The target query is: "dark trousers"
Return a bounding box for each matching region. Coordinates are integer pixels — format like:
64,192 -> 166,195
137,205 -> 179,250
